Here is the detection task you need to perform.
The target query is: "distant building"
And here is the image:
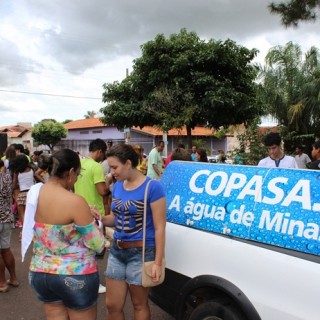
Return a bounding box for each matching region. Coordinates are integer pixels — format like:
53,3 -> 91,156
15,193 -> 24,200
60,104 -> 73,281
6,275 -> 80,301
58,118 -> 125,156
57,118 -> 233,156
0,123 -> 33,151
0,119 -> 278,158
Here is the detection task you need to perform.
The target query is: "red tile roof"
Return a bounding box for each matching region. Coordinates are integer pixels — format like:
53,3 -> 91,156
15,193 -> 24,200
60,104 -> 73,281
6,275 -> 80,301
63,119 -> 216,136
7,132 -> 24,138
132,126 -> 216,136
64,118 -> 108,130
0,125 -> 29,138
0,125 -> 28,132
258,126 -> 279,135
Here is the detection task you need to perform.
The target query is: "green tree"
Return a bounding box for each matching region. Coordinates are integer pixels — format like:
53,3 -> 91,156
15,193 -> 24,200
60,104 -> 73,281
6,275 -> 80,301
269,0 -> 320,27
234,118 -> 267,165
32,120 -> 67,151
101,29 -> 261,148
84,110 -> 97,119
62,119 -> 73,124
257,42 -> 320,151
258,42 -> 305,127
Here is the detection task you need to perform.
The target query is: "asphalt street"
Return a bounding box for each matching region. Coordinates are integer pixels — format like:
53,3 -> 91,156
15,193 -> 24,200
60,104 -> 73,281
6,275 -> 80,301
0,227 -> 173,320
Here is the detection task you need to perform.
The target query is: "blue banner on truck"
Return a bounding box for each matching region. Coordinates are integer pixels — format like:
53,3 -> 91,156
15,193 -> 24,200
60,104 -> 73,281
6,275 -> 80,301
161,161 -> 320,256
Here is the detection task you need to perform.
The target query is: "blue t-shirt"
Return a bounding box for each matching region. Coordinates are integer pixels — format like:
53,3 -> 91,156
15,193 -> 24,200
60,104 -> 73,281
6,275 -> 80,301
111,177 -> 165,246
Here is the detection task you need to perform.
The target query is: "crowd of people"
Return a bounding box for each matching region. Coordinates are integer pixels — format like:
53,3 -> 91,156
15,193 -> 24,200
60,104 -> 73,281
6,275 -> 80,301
0,140 -> 167,320
1,133 -> 320,319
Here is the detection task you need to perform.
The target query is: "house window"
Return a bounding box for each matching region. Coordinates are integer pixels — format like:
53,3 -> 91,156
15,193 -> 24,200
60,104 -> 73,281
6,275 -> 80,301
80,131 -> 89,134
92,130 -> 102,134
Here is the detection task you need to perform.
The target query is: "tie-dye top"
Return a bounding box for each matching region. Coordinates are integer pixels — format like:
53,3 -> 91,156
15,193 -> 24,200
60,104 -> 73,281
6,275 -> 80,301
30,221 -> 105,275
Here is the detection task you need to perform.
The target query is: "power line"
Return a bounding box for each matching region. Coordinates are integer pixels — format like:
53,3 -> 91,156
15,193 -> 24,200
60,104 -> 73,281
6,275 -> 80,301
0,89 -> 101,100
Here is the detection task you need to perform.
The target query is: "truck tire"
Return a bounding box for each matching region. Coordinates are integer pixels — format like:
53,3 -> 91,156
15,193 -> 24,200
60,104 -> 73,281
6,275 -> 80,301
188,300 -> 245,320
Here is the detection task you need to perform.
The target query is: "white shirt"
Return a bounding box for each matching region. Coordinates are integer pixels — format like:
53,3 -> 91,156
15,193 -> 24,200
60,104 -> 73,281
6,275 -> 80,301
21,183 -> 43,261
18,170 -> 34,191
258,155 -> 298,168
100,159 -> 110,176
294,153 -> 311,169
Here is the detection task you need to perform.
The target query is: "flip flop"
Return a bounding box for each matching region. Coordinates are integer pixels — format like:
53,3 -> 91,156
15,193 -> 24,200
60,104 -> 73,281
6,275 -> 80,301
0,286 -> 9,293
7,280 -> 19,287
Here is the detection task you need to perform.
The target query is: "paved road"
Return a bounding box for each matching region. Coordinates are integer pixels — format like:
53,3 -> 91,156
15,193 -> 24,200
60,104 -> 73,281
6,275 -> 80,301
1,227 -> 174,320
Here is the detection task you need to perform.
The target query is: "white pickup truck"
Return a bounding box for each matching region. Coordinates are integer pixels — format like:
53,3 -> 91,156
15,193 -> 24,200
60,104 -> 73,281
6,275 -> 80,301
150,161 -> 320,320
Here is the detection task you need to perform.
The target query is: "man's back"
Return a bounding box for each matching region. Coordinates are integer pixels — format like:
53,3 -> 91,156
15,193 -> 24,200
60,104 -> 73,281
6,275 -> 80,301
74,158 -> 105,215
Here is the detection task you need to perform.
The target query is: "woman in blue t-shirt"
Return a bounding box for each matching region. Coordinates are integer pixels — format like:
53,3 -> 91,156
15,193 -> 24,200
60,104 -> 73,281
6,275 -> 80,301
102,144 -> 166,320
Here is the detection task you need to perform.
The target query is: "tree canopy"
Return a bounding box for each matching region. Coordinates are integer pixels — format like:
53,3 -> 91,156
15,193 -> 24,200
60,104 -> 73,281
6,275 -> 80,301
257,42 -> 320,151
62,119 -> 73,124
32,119 -> 67,151
101,29 -> 261,146
84,110 -> 97,119
269,0 -> 320,27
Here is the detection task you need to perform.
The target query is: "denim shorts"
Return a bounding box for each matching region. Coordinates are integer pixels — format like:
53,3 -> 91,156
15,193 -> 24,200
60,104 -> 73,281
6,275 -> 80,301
29,271 -> 99,310
0,223 -> 12,249
105,242 -> 155,286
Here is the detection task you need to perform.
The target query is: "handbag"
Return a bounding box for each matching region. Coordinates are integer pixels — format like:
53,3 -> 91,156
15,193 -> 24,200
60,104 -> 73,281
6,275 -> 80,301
104,226 -> 114,249
141,179 -> 166,287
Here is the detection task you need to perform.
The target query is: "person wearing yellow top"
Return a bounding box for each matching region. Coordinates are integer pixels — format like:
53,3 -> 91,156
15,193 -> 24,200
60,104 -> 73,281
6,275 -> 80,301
74,139 -> 109,216
132,144 -> 147,175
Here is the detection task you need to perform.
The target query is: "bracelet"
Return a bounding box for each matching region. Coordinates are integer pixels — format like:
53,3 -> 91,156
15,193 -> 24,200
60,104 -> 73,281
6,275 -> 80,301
154,262 -> 162,267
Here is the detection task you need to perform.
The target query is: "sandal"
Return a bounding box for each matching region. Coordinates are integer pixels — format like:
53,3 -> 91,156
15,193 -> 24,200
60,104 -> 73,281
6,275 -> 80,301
7,280 -> 19,287
0,286 -> 9,293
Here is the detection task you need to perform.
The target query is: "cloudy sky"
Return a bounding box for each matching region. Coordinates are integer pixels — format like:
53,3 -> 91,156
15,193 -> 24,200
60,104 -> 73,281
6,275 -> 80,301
1,0 -> 320,127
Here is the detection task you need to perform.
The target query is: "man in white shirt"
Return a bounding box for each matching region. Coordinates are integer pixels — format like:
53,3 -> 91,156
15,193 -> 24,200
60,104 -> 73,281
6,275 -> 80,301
258,132 -> 298,168
294,145 -> 311,169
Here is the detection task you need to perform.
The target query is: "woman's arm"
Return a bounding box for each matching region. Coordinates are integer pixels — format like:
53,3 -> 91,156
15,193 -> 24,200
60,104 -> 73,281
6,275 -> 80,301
72,195 -> 105,252
101,211 -> 115,227
34,168 -> 46,183
151,197 -> 166,266
12,172 -> 19,190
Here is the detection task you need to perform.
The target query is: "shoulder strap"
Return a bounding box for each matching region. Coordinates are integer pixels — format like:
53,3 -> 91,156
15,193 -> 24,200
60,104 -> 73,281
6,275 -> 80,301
142,179 -> 152,264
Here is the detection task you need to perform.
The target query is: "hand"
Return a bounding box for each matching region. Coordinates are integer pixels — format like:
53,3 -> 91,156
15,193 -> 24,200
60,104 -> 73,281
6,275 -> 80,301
89,205 -> 101,220
152,263 -> 163,282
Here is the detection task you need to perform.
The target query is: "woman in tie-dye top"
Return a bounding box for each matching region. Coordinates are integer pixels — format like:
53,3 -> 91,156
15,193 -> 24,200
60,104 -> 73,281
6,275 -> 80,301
27,149 -> 105,320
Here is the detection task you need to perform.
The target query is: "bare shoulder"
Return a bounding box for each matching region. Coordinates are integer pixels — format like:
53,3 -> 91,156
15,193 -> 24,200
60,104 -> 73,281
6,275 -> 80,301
69,193 -> 94,226
68,193 -> 90,212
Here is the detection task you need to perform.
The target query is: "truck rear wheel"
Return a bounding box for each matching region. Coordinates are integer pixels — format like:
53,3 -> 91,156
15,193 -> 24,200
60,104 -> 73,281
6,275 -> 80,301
188,300 -> 245,320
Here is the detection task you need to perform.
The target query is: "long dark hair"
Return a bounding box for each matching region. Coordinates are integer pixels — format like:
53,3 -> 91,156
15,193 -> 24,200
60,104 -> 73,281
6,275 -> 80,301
106,144 -> 139,168
5,145 -> 16,163
9,154 -> 30,173
196,148 -> 208,162
48,149 -> 80,178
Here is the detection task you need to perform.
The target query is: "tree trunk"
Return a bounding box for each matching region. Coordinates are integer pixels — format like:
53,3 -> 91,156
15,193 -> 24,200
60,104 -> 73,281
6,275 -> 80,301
186,125 -> 193,150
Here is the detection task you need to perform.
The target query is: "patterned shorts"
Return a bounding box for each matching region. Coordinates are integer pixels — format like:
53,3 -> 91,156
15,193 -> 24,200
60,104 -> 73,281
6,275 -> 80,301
17,191 -> 28,206
0,223 -> 12,249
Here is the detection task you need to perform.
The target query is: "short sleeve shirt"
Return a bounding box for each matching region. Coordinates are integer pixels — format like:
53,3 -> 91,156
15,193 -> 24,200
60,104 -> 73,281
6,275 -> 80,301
111,178 -> 165,246
258,155 -> 298,168
74,158 -> 106,215
147,148 -> 162,180
295,153 -> 311,169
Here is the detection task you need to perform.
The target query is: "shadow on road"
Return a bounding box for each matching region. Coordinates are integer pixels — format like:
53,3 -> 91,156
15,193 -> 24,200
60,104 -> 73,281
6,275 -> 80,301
1,227 -> 173,320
